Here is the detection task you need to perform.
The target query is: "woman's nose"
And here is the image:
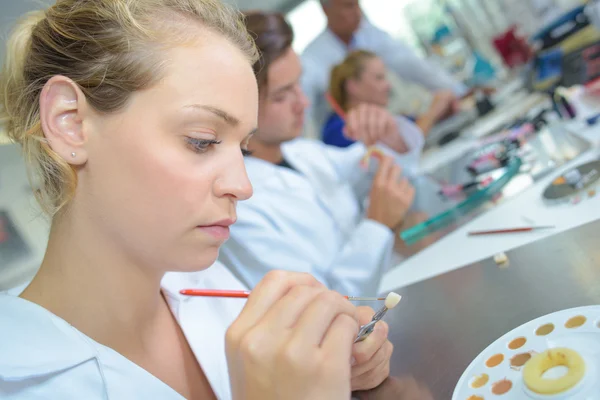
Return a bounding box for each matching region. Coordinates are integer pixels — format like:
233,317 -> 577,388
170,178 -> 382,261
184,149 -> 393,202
214,151 -> 253,201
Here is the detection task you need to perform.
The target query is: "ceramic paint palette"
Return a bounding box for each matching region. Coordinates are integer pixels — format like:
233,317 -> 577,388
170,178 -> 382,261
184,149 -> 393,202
453,306 -> 600,400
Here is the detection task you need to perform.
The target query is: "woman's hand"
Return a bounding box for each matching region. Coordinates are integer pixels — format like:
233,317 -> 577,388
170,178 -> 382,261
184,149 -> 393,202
345,104 -> 407,153
428,90 -> 458,122
351,307 -> 393,391
226,271 -> 360,400
416,90 -> 458,135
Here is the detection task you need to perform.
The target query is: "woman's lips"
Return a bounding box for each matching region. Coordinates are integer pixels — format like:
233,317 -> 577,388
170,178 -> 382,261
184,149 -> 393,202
197,225 -> 230,240
196,218 -> 235,240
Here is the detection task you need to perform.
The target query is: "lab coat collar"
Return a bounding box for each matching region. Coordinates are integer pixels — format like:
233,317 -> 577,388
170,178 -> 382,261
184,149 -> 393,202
323,18 -> 370,51
0,295 -> 97,381
323,27 -> 354,50
160,271 -> 209,321
244,153 -> 312,191
0,273 -> 222,384
281,141 -> 341,186
160,270 -> 241,400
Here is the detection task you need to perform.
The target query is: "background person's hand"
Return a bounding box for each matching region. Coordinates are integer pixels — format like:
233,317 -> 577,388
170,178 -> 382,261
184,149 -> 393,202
226,271 -> 360,400
428,90 -> 457,122
351,306 -> 393,391
415,90 -> 459,135
367,155 -> 415,230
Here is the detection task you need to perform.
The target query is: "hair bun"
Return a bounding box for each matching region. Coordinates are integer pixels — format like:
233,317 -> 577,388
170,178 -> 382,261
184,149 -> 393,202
0,10 -> 45,145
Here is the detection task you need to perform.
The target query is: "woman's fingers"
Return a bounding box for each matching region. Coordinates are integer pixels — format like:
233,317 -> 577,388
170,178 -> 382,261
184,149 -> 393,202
291,291 -> 358,346
230,271 -> 324,338
258,285 -> 329,331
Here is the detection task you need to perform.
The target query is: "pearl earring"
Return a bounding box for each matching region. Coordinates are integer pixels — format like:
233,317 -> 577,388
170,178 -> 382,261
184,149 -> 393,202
71,152 -> 76,158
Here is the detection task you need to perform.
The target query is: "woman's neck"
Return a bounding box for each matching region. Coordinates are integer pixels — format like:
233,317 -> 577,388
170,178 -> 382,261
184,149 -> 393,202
345,98 -> 361,112
21,205 -> 166,351
248,138 -> 284,165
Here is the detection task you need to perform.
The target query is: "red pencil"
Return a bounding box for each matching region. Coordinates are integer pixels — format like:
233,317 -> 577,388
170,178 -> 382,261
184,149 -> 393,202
468,226 -> 555,236
179,289 -> 385,302
326,92 -> 347,120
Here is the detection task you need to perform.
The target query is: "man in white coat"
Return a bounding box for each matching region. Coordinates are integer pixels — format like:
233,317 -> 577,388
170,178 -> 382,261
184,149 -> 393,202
302,0 -> 469,127
219,12 -> 417,297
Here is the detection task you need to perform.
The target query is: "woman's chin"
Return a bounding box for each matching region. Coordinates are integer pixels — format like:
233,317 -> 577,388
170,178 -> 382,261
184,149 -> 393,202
170,249 -> 220,273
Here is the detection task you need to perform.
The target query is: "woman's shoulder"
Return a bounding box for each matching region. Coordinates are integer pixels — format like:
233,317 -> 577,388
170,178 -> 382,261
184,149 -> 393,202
322,113 -> 355,148
322,112 -> 345,133
283,137 -> 329,153
242,139 -> 332,193
0,295 -> 103,398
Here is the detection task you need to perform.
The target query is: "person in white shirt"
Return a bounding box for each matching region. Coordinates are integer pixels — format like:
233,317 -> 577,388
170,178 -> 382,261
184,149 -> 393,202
301,0 -> 469,127
219,12 -> 416,298
0,1 -> 424,399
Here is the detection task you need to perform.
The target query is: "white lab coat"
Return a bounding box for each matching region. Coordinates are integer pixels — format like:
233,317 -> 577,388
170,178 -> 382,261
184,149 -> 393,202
219,138 -> 417,297
301,19 -> 468,126
0,262 -> 246,400
389,116 -> 425,178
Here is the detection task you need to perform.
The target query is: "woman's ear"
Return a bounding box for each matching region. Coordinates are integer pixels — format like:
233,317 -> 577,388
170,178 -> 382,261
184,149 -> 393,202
39,76 -> 89,165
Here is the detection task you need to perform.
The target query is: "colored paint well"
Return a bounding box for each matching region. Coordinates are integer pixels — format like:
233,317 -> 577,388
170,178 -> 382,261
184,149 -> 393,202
492,379 -> 513,395
565,315 -> 586,329
470,373 -> 489,389
486,354 -> 504,368
508,337 -> 527,350
536,323 -> 555,336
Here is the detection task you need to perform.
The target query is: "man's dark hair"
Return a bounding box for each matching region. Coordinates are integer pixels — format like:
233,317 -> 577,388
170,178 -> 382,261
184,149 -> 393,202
244,12 -> 294,90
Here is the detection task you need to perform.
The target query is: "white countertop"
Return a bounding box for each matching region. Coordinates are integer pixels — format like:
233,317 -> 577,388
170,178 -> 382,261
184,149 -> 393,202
380,121 -> 600,292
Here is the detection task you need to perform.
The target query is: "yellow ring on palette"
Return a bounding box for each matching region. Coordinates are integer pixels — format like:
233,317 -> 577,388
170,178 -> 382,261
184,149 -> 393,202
523,348 -> 585,394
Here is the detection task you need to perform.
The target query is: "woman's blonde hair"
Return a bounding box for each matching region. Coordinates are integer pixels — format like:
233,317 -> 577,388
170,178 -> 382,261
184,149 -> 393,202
0,0 -> 258,217
329,50 -> 378,112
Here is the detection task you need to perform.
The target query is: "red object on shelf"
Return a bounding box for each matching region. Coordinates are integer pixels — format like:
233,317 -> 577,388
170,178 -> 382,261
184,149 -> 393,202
492,26 -> 532,68
326,92 -> 347,120
584,76 -> 600,98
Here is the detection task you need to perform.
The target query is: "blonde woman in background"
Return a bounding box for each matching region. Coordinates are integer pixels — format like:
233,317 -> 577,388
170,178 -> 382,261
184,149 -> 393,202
0,1 -> 400,399
324,50 -> 457,176
301,0 -> 468,130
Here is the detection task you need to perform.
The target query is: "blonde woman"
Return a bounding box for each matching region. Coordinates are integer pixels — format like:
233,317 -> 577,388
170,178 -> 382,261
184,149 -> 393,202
324,50 -> 457,174
0,1 -> 398,399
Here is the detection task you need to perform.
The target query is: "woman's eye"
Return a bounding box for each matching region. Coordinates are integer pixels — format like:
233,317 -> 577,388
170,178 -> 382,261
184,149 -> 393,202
186,138 -> 221,153
187,137 -> 252,157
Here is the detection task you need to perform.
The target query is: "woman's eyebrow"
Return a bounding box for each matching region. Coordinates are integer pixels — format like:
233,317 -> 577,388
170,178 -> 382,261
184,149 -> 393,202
183,104 -> 240,127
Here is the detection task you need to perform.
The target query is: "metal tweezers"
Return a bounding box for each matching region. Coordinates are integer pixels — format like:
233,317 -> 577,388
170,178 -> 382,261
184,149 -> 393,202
354,304 -> 389,343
